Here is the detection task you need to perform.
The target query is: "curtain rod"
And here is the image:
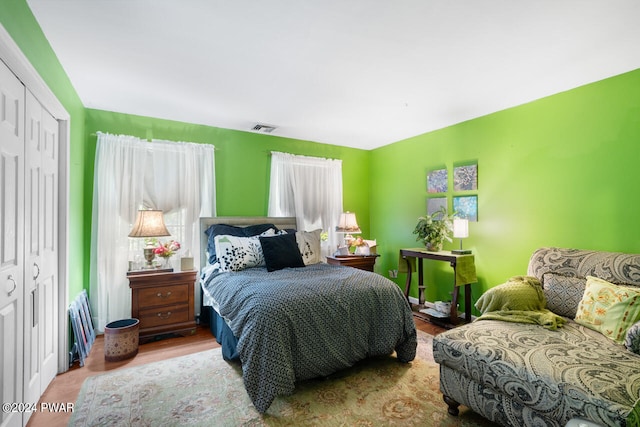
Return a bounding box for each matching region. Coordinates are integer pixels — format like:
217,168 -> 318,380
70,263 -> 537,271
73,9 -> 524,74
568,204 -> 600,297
90,132 -> 219,150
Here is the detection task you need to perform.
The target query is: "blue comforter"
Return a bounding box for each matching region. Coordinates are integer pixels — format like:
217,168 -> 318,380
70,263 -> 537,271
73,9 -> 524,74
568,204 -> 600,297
202,262 -> 417,413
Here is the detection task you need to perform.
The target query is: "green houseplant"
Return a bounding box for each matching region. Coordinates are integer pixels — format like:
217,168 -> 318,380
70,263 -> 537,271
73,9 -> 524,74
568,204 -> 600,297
413,207 -> 454,251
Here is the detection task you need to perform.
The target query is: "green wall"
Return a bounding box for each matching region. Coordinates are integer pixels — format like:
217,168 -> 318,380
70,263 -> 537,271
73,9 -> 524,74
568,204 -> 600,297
83,109 -> 371,284
1,0 -> 87,300
371,68 -> 640,314
5,0 -> 640,315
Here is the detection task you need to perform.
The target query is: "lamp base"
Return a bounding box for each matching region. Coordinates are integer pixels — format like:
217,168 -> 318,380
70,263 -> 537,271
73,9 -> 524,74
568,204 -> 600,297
451,249 -> 472,255
143,247 -> 156,269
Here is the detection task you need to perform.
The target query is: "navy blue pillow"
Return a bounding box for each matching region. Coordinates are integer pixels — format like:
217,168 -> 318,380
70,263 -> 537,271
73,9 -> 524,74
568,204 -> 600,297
259,233 -> 305,272
205,223 -> 276,264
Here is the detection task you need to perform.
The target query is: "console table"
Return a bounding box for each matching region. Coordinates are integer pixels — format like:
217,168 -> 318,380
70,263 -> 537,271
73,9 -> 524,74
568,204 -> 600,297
399,248 -> 477,326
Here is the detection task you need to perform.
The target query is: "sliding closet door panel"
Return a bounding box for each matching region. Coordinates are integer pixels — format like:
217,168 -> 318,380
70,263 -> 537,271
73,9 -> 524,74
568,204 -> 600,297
0,58 -> 25,427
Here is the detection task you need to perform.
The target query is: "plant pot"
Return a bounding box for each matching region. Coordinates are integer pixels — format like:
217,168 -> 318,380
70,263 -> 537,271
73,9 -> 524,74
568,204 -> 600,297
425,241 -> 443,252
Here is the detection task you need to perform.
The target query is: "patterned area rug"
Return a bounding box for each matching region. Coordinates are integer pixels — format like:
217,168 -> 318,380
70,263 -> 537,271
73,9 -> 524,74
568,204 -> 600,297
70,331 -> 496,426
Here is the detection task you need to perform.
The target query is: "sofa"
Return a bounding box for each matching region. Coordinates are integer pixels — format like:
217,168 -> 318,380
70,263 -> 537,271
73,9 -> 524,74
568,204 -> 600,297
433,247 -> 640,427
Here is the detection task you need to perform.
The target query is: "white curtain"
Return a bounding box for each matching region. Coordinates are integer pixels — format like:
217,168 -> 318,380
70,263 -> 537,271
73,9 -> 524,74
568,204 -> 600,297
268,151 -> 343,257
90,132 -> 215,332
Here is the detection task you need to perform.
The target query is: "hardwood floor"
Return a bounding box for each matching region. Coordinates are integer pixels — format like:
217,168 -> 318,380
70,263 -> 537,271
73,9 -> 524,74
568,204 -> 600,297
26,317 -> 445,427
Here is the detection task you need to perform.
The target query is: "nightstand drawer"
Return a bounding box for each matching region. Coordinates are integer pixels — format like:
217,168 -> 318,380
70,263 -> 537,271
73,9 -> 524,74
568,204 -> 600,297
138,304 -> 190,328
138,284 -> 187,307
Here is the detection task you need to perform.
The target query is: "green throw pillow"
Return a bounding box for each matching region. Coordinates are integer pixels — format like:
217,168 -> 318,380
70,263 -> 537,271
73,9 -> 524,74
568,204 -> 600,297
475,275 -> 546,314
574,276 -> 640,344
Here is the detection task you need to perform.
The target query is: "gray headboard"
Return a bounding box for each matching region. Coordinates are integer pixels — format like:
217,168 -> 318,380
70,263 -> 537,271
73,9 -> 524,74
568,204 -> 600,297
199,216 -> 298,269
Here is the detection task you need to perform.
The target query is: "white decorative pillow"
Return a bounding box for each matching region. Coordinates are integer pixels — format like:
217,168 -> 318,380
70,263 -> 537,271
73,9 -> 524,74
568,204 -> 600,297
214,229 -> 276,272
295,229 -> 322,265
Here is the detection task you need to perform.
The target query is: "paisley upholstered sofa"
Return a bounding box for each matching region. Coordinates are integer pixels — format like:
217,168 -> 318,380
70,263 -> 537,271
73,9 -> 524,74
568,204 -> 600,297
433,247 -> 640,427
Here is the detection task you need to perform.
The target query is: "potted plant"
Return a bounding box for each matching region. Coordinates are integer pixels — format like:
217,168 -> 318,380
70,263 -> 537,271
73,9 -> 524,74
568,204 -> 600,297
413,207 -> 454,251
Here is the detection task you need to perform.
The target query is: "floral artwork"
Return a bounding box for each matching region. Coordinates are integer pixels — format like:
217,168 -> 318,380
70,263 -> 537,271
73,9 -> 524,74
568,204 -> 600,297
453,196 -> 478,222
427,197 -> 447,216
454,164 -> 478,191
427,169 -> 448,193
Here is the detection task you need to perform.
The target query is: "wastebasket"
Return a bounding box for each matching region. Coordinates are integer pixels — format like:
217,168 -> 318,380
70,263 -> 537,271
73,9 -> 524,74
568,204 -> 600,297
104,318 -> 139,362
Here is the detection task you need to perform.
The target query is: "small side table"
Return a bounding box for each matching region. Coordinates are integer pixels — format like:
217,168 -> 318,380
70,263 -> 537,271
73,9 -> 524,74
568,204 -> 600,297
399,248 -> 477,326
128,270 -> 197,342
326,255 -> 380,272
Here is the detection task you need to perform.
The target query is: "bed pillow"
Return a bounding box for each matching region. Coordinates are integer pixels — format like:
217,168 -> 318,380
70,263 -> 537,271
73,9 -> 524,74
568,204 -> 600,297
205,223 -> 276,264
214,229 -> 276,272
259,233 -> 305,272
574,276 -> 640,344
475,275 -> 546,314
296,229 -> 322,265
542,273 -> 586,318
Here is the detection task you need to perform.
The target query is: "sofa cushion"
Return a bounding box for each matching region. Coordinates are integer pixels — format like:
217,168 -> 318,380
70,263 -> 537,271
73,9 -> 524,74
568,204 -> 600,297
574,276 -> 640,343
542,273 -> 586,318
433,319 -> 640,426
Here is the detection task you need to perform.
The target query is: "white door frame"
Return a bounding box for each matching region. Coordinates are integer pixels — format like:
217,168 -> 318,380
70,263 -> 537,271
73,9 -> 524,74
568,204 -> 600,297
0,23 -> 70,373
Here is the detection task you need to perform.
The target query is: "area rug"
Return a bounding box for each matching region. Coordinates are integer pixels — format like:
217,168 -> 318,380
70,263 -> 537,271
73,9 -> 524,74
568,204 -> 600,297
70,331 -> 495,426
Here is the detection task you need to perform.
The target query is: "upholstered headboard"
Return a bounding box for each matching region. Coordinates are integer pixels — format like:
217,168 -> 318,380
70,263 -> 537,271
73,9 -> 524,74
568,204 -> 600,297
199,216 -> 298,269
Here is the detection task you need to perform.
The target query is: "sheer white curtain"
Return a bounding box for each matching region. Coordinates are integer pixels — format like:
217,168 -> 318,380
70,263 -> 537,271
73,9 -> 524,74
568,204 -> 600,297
90,132 -> 215,332
268,151 -> 343,257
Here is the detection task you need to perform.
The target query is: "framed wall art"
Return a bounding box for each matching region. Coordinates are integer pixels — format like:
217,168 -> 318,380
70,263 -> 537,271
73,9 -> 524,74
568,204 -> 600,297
427,197 -> 447,216
453,195 -> 478,222
427,168 -> 448,193
454,164 -> 478,191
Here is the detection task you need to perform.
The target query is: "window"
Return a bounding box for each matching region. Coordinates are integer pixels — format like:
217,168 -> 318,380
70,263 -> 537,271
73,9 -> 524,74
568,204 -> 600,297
90,132 -> 215,331
268,151 -> 343,258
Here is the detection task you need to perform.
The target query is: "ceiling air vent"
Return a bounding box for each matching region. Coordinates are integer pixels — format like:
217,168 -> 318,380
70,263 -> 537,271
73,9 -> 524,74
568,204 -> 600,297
251,123 -> 277,133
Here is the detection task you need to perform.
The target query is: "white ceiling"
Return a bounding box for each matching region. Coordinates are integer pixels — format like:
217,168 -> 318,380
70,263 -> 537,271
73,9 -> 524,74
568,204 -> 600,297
27,0 -> 640,150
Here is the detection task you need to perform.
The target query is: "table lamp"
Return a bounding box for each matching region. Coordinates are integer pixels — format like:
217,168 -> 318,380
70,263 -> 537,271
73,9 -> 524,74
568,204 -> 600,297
335,211 -> 361,248
451,218 -> 471,255
128,209 -> 171,268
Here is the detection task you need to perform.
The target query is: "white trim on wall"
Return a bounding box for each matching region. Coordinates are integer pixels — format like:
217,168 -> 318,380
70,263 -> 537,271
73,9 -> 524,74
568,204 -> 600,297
0,23 -> 71,373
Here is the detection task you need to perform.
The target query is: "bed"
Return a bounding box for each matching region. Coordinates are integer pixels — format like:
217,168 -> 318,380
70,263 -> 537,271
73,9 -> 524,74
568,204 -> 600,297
198,216 -> 417,413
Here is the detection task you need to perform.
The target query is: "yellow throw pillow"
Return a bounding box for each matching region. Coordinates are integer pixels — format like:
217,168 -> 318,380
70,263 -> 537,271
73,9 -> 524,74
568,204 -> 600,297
574,276 -> 640,343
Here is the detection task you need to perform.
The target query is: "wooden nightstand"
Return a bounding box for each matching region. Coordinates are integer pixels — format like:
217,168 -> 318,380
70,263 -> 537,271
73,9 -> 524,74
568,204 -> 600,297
128,270 -> 197,342
326,255 -> 380,272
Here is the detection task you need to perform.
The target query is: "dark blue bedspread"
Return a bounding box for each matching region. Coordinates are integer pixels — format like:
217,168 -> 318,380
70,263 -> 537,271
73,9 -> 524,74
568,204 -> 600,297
201,262 -> 417,413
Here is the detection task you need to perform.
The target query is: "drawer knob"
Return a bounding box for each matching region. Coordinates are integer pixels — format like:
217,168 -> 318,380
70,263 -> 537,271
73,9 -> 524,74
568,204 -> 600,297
157,311 -> 172,319
156,291 -> 172,298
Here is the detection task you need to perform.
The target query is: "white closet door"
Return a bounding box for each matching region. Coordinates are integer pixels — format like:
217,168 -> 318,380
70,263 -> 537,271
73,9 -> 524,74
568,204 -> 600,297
23,90 -> 58,418
0,57 -> 25,427
39,101 -> 58,393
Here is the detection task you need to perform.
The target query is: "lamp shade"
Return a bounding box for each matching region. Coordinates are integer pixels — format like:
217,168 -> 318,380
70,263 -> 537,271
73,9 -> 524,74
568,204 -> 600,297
453,218 -> 469,239
128,209 -> 170,238
336,211 -> 361,234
